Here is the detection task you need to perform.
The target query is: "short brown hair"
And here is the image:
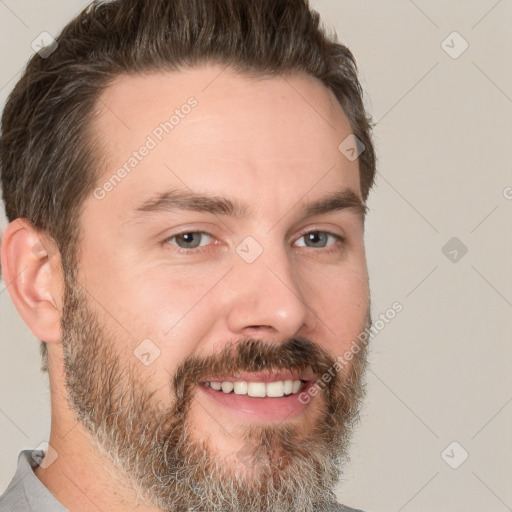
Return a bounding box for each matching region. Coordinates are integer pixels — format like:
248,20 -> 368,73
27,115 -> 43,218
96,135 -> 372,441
1,0 -> 376,373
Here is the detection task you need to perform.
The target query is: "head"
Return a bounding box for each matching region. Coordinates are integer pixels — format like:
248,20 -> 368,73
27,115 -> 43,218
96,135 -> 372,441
1,0 -> 376,510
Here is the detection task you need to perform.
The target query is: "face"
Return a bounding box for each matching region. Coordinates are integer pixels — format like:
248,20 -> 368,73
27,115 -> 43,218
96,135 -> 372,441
60,65 -> 372,511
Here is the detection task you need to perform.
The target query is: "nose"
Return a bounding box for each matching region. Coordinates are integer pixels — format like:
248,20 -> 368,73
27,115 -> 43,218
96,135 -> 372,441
224,242 -> 317,342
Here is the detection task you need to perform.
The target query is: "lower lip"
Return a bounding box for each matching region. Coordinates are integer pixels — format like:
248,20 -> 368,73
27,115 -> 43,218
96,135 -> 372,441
197,381 -> 315,422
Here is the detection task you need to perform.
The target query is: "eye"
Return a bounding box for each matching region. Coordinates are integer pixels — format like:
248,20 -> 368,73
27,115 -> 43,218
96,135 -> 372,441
163,229 -> 344,255
165,231 -> 214,251
295,231 -> 344,250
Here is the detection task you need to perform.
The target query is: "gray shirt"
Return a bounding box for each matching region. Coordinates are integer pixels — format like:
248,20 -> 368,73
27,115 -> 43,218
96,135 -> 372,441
0,449 -> 365,512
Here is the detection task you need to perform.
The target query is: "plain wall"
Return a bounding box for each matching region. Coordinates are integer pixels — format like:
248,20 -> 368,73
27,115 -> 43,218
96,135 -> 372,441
1,1 -> 511,511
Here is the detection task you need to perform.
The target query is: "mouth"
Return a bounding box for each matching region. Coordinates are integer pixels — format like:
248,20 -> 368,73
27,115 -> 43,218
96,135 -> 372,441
204,379 -> 307,397
197,370 -> 318,422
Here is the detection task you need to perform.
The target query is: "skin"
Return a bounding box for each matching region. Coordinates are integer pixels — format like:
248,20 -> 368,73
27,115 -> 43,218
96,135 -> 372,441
1,64 -> 370,511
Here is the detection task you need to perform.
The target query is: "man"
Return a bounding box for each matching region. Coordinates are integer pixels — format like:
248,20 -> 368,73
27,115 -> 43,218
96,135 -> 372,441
0,0 -> 376,510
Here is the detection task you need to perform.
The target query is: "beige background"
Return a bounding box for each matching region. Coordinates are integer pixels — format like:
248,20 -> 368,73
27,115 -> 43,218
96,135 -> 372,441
1,1 -> 511,511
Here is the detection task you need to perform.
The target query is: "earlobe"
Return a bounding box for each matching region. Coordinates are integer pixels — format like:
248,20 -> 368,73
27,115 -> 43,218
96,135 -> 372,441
0,219 -> 63,344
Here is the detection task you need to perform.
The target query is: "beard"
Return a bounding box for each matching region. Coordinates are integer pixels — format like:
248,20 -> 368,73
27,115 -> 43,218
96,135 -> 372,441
59,272 -> 371,512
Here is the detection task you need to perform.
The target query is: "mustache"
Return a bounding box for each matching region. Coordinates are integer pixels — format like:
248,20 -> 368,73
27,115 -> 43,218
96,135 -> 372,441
172,336 -> 338,403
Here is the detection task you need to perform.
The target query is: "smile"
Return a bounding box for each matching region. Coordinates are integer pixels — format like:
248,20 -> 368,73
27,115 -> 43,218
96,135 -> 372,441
204,379 -> 306,398
197,370 -> 317,422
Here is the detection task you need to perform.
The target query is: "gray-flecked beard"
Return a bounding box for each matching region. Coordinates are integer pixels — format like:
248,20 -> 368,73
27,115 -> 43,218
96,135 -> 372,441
59,274 -> 370,512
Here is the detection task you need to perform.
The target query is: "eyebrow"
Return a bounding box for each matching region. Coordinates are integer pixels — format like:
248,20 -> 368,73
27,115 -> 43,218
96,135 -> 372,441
133,187 -> 368,221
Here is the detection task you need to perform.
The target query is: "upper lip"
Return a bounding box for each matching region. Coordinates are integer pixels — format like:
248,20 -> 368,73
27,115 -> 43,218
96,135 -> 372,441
202,369 -> 317,384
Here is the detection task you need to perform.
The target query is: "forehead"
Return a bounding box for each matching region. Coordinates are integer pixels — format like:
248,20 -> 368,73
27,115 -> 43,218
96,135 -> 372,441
89,65 -> 361,218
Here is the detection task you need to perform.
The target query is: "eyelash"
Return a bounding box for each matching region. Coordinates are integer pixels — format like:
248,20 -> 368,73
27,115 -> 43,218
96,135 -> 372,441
163,230 -> 346,255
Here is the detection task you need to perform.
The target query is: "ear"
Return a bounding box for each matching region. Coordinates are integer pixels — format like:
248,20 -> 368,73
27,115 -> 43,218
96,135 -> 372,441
1,219 -> 63,343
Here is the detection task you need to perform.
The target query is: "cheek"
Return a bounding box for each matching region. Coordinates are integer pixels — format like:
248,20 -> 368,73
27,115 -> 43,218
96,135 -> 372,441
78,246 -> 221,363
90,271 -> 225,405
310,260 -> 369,351
113,269 -> 225,361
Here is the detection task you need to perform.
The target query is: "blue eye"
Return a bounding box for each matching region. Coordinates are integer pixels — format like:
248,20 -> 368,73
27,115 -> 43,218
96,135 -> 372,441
164,230 -> 344,254
166,231 -> 213,250
295,231 -> 343,249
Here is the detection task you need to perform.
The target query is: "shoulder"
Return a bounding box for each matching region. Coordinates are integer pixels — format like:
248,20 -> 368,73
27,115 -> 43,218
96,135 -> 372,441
0,449 -> 68,512
0,450 -> 34,511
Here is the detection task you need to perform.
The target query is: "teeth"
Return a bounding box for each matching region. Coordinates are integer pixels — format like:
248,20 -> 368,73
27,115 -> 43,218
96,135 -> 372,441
283,380 -> 293,395
233,381 -> 248,394
206,379 -> 304,398
221,381 -> 234,393
266,381 -> 284,397
247,382 -> 266,397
